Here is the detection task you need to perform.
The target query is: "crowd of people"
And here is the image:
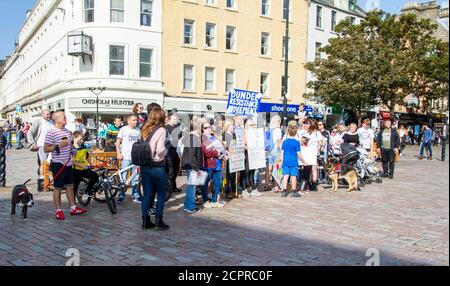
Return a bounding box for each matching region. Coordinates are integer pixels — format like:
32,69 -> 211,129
5,102 -> 446,231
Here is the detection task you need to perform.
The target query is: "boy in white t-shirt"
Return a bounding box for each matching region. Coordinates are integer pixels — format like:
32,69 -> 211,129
116,114 -> 141,203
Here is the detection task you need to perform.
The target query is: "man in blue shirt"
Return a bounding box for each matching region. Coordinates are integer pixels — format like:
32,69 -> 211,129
419,123 -> 433,160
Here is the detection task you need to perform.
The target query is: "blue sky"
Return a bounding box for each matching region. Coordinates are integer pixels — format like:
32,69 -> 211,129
0,0 -> 448,59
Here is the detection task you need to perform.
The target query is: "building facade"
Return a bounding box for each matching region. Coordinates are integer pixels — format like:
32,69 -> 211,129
395,1 -> 449,129
0,0 -> 164,130
305,0 -> 365,124
161,0 -> 308,116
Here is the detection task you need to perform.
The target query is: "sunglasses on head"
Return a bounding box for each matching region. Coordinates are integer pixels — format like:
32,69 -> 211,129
203,126 -> 211,130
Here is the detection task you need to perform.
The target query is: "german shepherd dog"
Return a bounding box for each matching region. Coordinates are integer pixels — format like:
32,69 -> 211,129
326,163 -> 359,192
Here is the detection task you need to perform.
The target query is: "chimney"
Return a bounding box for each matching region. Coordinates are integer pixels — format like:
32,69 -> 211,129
26,10 -> 31,19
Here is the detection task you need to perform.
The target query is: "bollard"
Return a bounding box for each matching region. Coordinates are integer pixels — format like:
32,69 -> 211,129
442,137 -> 447,162
0,130 -> 6,187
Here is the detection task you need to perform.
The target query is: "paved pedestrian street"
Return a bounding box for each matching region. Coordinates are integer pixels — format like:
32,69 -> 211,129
0,146 -> 448,266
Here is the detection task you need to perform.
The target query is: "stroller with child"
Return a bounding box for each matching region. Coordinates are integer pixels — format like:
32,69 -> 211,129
328,143 -> 382,186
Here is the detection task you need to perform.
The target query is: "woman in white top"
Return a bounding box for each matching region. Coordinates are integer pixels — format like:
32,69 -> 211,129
298,118 -> 323,192
329,128 -> 344,149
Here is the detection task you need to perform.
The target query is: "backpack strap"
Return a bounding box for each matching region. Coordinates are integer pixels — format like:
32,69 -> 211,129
145,126 -> 162,159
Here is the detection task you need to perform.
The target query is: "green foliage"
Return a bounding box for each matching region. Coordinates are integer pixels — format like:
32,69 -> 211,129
305,10 -> 449,118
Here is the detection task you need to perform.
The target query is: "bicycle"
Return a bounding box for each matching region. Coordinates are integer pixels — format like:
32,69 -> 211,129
75,160 -> 117,214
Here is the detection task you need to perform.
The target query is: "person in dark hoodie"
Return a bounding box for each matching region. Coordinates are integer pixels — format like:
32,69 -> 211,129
376,119 -> 400,179
182,116 -> 204,213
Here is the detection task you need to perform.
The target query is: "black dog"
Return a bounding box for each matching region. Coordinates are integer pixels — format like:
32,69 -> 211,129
11,179 -> 34,220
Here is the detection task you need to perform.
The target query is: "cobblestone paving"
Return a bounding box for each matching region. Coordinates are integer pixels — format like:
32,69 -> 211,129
0,145 -> 448,266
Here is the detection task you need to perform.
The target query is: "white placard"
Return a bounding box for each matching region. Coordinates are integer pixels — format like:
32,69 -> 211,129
246,128 -> 266,170
228,145 -> 246,173
188,171 -> 208,186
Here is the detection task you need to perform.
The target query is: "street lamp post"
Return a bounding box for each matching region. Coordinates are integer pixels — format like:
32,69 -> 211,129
88,87 -> 106,146
282,0 -> 290,130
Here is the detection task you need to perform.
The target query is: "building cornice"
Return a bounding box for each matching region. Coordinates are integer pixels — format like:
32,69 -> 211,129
1,0 -> 62,78
310,0 -> 366,18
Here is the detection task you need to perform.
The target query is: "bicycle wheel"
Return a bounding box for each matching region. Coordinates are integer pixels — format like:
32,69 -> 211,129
76,179 -> 91,207
103,182 -> 117,214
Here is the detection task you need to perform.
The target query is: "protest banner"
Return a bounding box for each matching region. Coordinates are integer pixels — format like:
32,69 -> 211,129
226,89 -> 262,116
246,128 -> 266,170
228,144 -> 245,173
271,157 -> 283,187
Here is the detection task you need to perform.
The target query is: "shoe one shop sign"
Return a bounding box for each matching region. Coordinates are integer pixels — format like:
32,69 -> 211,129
69,98 -> 137,110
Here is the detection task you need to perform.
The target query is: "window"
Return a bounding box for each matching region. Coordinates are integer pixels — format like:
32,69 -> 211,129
109,45 -> 125,75
261,32 -> 270,55
205,67 -> 215,92
282,36 -> 291,59
316,6 -> 322,28
331,10 -> 337,31
139,48 -> 153,78
226,0 -> 235,9
184,20 -> 195,45
110,0 -> 124,23
226,26 -> 236,50
84,0 -> 94,23
283,0 -> 290,21
205,23 -> 216,48
141,0 -> 153,26
225,69 -> 235,93
349,0 -> 356,11
315,42 -> 322,60
205,0 -> 217,5
260,73 -> 269,97
261,0 -> 270,16
350,16 -> 356,25
183,65 -> 194,91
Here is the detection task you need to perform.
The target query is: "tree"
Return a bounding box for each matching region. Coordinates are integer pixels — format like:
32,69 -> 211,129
305,11 -> 449,120
305,17 -> 380,120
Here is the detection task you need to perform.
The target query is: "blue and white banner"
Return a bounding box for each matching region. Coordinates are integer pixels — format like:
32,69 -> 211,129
226,89 -> 262,116
258,103 -> 299,114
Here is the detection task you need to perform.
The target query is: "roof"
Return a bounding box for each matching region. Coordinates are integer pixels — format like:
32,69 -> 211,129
312,0 -> 367,18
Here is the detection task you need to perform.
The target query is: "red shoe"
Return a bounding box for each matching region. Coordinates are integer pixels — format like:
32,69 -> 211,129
70,207 -> 87,216
56,210 -> 65,220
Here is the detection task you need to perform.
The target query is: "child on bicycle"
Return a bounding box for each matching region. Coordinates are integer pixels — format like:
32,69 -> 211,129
72,131 -> 99,196
116,114 -> 141,203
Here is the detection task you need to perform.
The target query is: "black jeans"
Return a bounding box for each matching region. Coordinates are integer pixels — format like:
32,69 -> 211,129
166,150 -> 180,193
225,162 -> 237,194
381,148 -> 395,176
73,169 -> 99,194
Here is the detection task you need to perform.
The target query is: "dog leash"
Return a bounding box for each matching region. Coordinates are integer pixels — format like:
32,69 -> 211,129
38,156 -> 72,193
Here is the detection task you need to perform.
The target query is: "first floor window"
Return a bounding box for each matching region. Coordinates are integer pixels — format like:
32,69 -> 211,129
261,0 -> 270,16
184,65 -> 194,90
84,0 -> 94,23
141,0 -> 153,26
316,6 -> 322,28
226,0 -> 235,9
261,32 -> 270,55
205,67 -> 215,92
110,0 -> 124,23
260,73 -> 269,97
139,48 -> 153,78
110,45 -> 125,75
331,10 -> 337,31
225,69 -> 235,93
315,42 -> 322,60
226,26 -> 236,50
184,20 -> 195,45
205,23 -> 216,48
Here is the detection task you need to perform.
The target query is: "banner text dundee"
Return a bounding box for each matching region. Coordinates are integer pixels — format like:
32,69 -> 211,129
226,89 -> 262,116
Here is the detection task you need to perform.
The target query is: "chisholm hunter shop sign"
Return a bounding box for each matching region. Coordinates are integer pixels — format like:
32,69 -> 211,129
67,98 -> 155,110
